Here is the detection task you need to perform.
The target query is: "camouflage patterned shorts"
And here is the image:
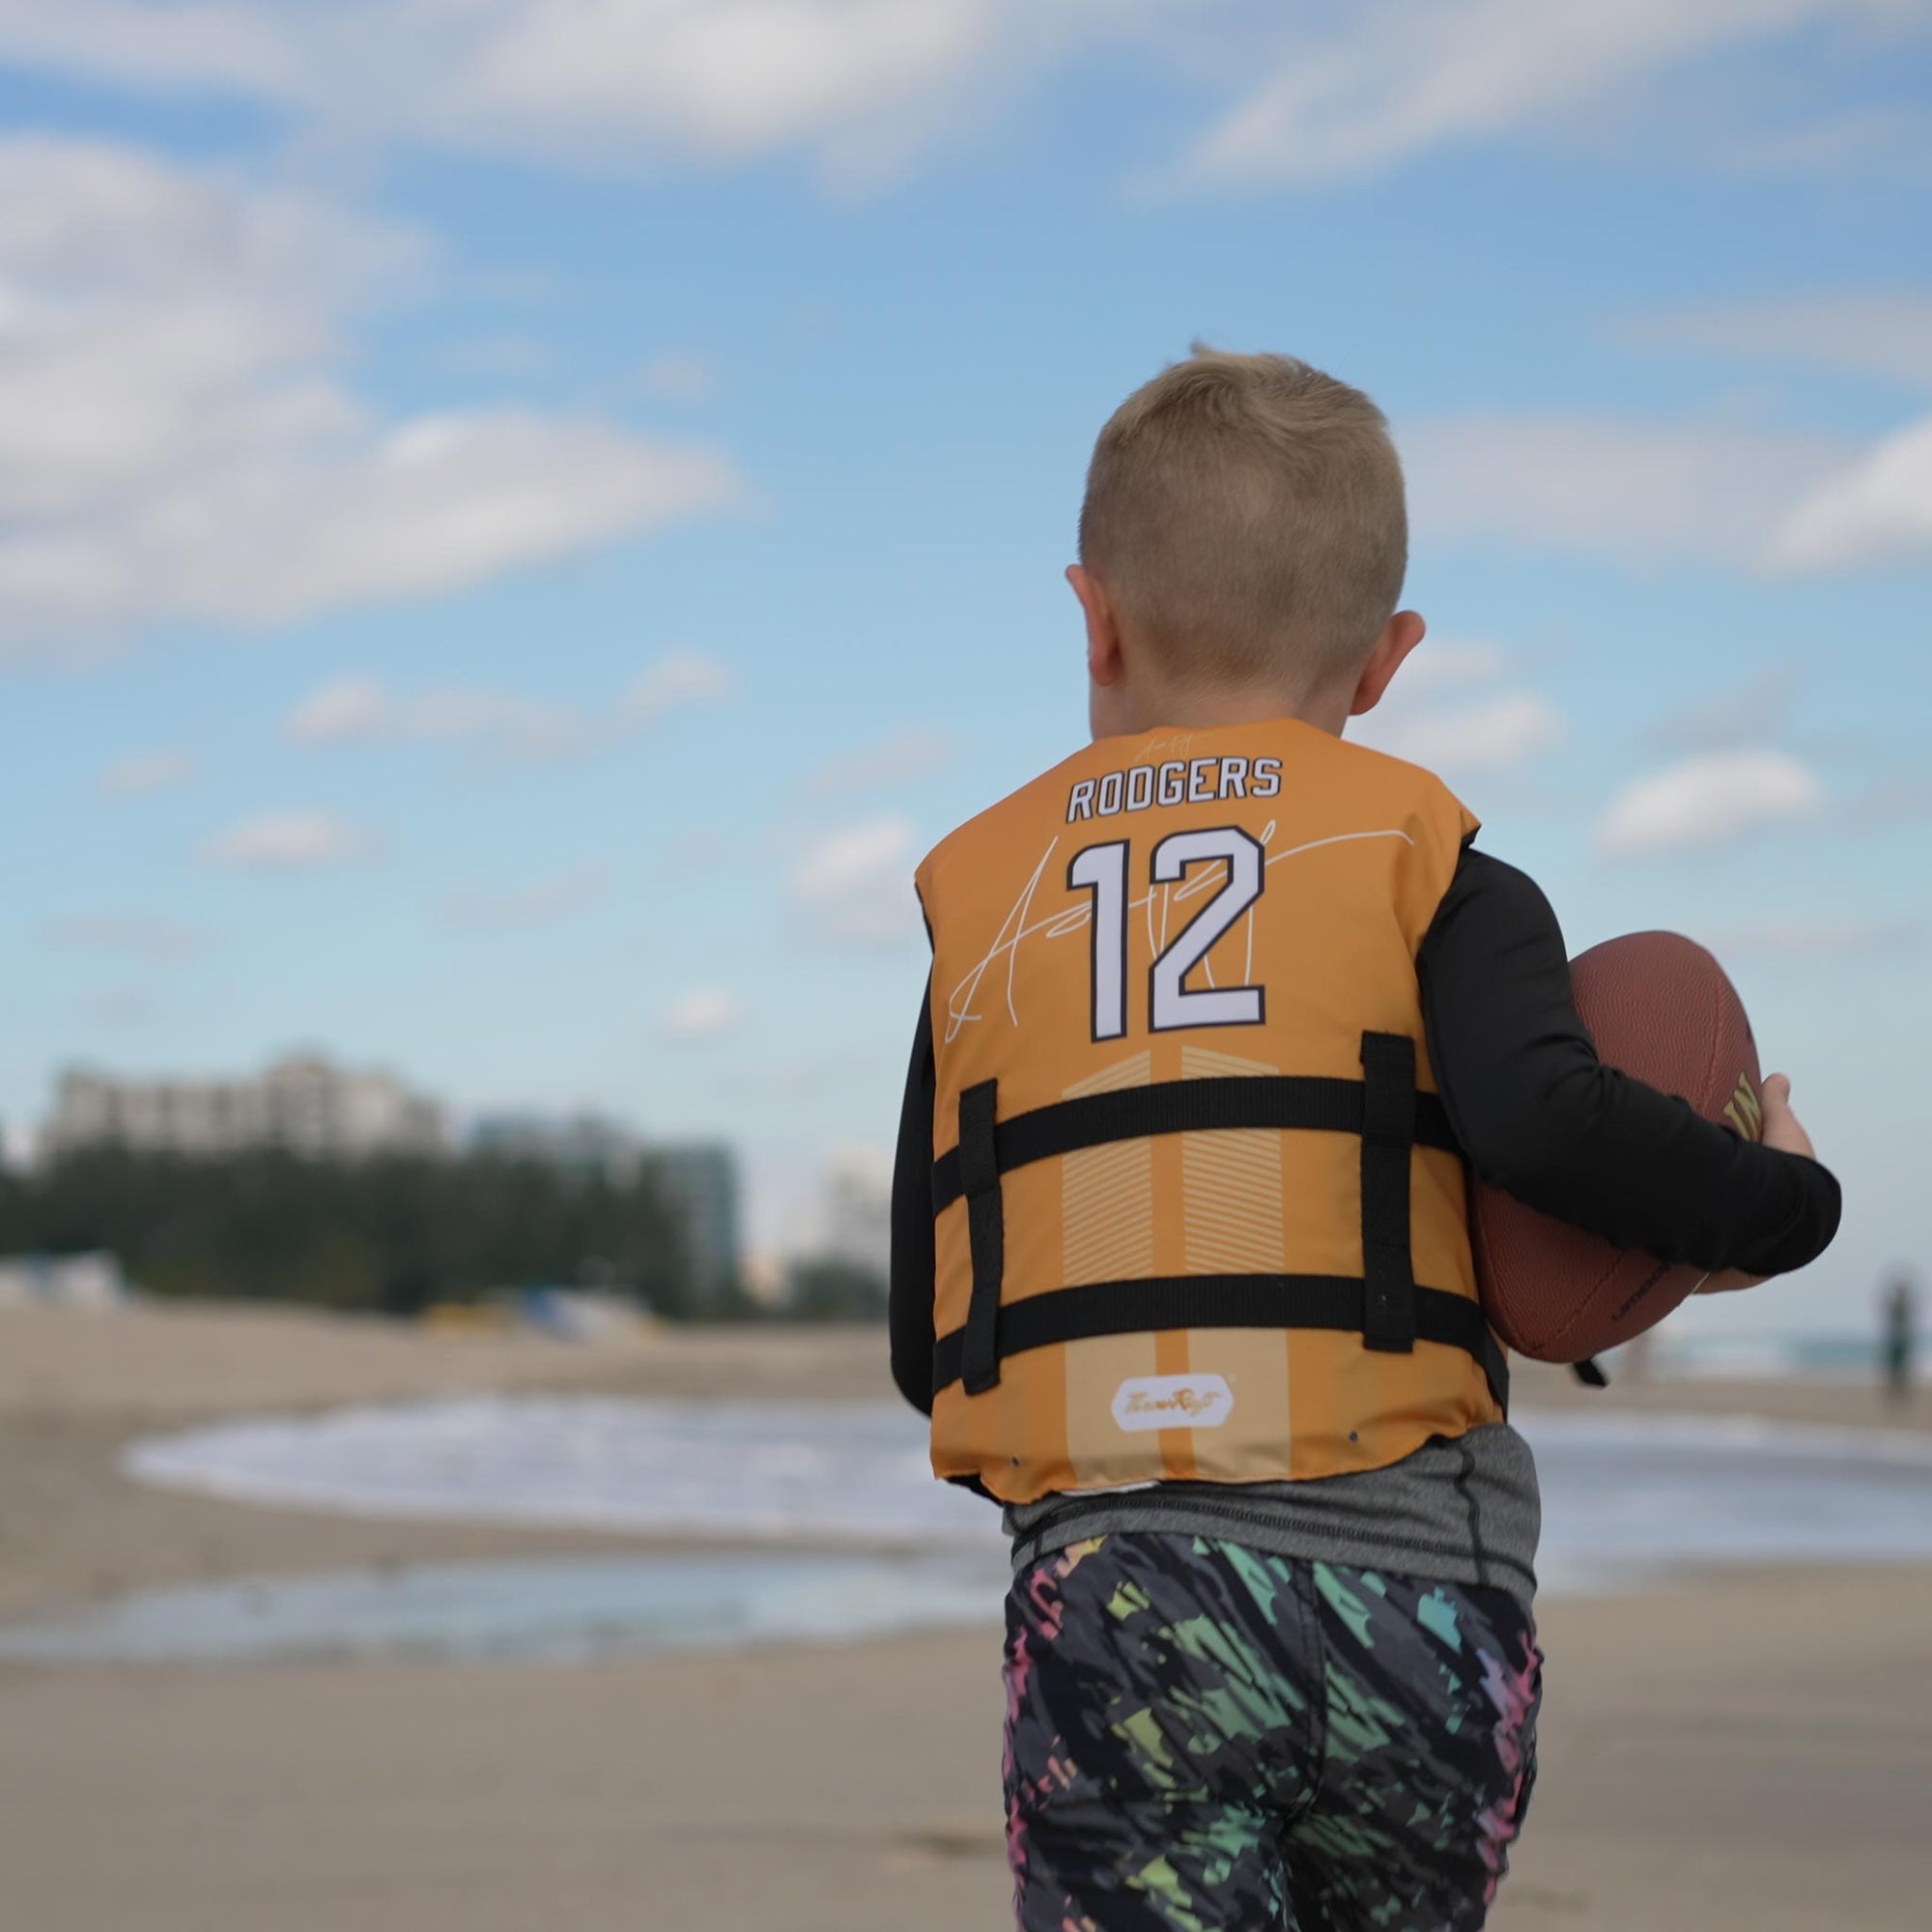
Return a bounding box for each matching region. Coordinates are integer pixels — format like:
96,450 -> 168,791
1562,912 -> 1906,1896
1003,1535 -> 1541,1931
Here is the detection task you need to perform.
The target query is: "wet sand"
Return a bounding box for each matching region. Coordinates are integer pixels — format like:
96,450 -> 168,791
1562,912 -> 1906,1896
0,1301 -> 1926,1930
0,1302 -> 890,1620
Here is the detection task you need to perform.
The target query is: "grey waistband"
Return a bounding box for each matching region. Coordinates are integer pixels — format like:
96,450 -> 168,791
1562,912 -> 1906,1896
1004,1423 -> 1543,1613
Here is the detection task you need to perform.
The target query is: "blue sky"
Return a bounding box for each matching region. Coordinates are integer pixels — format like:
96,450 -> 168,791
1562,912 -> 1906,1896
0,2 -> 1926,1331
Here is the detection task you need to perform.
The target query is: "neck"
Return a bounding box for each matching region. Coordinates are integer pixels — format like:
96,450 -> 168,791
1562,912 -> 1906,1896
1104,677 -> 1352,740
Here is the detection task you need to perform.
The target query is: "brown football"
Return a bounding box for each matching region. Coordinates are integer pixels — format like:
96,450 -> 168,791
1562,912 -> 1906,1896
1470,930 -> 1762,1364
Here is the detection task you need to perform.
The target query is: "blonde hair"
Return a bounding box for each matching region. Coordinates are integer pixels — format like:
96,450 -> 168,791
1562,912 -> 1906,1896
1078,347 -> 1407,691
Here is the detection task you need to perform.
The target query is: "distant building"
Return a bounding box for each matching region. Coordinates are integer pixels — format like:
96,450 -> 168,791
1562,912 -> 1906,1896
819,1147 -> 892,1281
464,1114 -> 743,1312
46,1056 -> 446,1162
651,1143 -> 742,1305
739,1247 -> 791,1309
469,1112 -> 641,1180
779,1149 -> 892,1319
0,1120 -> 34,1173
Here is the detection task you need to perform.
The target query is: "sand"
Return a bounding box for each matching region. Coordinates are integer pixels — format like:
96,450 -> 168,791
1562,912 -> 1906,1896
0,1300 -> 1927,1930
0,1302 -> 890,1621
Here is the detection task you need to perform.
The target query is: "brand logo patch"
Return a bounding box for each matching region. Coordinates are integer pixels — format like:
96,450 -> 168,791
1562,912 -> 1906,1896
1722,1072 -> 1764,1141
1111,1374 -> 1235,1433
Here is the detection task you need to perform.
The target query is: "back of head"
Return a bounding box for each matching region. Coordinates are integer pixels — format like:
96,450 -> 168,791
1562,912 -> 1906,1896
1079,348 -> 1407,698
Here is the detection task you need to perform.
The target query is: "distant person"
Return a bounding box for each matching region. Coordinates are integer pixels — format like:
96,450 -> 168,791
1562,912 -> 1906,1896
1882,1272 -> 1918,1407
889,350 -> 1841,1931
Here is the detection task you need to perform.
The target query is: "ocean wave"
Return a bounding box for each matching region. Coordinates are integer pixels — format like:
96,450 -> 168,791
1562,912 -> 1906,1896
126,1397 -> 1932,1580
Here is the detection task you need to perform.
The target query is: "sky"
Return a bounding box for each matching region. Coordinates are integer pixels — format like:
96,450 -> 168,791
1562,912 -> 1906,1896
0,1 -> 1927,1332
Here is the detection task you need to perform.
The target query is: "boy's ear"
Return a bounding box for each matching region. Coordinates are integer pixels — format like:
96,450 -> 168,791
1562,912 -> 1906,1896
1348,610 -> 1427,717
1067,564 -> 1125,687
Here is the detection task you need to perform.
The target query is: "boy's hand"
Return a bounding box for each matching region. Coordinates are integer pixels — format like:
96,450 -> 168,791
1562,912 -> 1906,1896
1698,1073 -> 1814,1293
1755,1072 -> 1815,1160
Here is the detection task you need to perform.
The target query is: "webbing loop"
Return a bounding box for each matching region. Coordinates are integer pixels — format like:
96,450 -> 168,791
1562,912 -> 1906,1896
931,1272 -> 1508,1413
955,1080 -> 1005,1395
1358,1032 -> 1419,1354
929,1073 -> 1459,1214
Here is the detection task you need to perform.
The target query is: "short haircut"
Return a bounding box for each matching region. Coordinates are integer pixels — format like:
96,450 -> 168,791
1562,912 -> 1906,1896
1078,347 -> 1407,691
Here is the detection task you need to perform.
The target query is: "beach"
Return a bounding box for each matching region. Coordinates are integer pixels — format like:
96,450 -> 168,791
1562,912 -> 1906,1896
0,1300 -> 1926,1930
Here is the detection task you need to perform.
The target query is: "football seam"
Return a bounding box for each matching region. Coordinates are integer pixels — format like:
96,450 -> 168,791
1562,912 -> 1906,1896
1533,1250 -> 1627,1358
1697,944 -> 1726,1127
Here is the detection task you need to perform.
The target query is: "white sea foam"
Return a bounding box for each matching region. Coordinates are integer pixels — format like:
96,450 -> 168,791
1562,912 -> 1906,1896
126,1397 -> 1002,1548
124,1397 -> 1932,1581
0,1398 -> 1909,1665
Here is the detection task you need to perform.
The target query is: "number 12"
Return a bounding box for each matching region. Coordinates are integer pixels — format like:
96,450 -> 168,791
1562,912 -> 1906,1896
1066,827 -> 1265,1041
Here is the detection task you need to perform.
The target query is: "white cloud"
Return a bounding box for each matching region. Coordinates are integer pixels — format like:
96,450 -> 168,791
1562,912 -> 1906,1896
205,810 -> 371,870
1650,666 -> 1799,751
1356,691 -> 1564,774
1385,639 -> 1512,695
46,913 -> 208,961
1607,295 -> 1932,575
98,748 -> 196,795
441,867 -> 604,931
622,649 -> 732,725
1177,0 -> 1918,187
0,1 -> 1044,184
1840,774 -> 1932,828
285,678 -> 392,744
378,0 -> 1034,182
661,986 -> 745,1040
286,650 -> 730,761
1351,641 -> 1563,775
1624,295 -> 1932,391
286,675 -> 584,756
0,136 -> 738,659
1404,407 -> 1932,576
1404,412 -> 1854,568
439,332 -> 555,380
640,351 -> 722,402
1706,917 -> 1918,960
0,2 -> 299,97
1596,748 -> 1825,857
790,815 -> 922,948
802,725 -> 957,796
80,987 -> 162,1028
657,827 -> 740,874
3,0 -> 1917,194
1769,414 -> 1932,571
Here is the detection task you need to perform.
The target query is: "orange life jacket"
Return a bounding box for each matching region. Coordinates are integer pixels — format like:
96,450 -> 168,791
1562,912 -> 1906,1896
914,716 -> 1507,1504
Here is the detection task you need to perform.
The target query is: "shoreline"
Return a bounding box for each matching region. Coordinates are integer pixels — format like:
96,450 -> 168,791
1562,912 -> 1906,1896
0,1566 -> 1924,1930
1,1302 -> 1926,1623
0,1303 -> 1927,1929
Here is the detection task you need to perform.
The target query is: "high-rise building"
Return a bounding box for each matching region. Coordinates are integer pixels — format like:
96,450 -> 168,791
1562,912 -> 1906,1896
650,1142 -> 742,1306
818,1147 -> 892,1281
468,1112 -> 641,1180
45,1056 -> 446,1162
466,1116 -> 741,1310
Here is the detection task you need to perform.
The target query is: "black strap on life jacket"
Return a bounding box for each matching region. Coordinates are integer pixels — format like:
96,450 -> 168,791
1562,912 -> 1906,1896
933,1270 -> 1507,1410
955,1079 -> 1005,1396
935,1030 -> 1509,1413
930,1070 -> 1462,1215
1358,1031 -> 1419,1353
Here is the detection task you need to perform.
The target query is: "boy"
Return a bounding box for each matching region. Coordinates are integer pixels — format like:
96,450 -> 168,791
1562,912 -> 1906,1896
889,350 -> 1839,1931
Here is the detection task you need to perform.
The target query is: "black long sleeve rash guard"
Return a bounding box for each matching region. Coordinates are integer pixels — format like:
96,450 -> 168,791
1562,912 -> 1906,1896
889,847 -> 1842,1416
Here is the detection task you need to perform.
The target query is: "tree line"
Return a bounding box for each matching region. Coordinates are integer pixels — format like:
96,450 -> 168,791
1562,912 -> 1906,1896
0,1147 -> 702,1318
